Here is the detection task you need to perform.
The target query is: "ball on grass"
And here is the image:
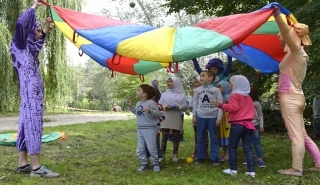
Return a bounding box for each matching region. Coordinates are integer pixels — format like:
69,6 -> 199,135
129,2 -> 136,8
186,157 -> 194,164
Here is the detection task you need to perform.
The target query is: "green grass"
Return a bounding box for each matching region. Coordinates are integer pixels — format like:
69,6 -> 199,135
0,118 -> 319,185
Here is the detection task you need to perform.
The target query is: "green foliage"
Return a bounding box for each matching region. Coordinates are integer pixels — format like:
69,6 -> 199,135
0,23 -> 19,112
0,0 -> 84,112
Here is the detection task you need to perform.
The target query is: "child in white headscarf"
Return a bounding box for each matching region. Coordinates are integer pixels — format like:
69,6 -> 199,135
159,77 -> 188,162
211,75 -> 256,178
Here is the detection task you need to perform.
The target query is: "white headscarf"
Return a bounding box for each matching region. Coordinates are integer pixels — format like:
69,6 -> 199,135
159,77 -> 186,106
230,75 -> 250,96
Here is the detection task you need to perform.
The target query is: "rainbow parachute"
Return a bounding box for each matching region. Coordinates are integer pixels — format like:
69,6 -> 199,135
44,1 -> 299,75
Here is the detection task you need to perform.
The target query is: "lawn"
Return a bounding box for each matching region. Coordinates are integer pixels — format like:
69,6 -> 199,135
0,117 -> 319,185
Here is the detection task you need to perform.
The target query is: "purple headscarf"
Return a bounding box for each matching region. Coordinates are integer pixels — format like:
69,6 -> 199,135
27,21 -> 43,59
206,58 -> 224,73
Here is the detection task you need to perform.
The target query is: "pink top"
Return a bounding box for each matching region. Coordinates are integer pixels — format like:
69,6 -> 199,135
219,94 -> 255,130
275,15 -> 309,95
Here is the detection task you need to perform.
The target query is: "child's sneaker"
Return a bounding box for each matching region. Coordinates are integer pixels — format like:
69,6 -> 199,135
173,155 -> 179,162
223,169 -> 238,176
212,160 -> 220,166
257,159 -> 266,168
16,164 -> 31,173
137,165 -> 149,172
30,166 -> 60,178
194,158 -> 204,164
243,160 -> 247,165
153,165 -> 160,172
245,172 -> 256,178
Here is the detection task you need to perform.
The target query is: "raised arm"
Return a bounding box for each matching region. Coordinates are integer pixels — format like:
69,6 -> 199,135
192,58 -> 203,75
13,2 -> 41,49
274,9 -> 300,53
223,56 -> 233,77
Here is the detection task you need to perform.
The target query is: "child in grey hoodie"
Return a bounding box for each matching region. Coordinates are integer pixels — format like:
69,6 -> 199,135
126,84 -> 162,172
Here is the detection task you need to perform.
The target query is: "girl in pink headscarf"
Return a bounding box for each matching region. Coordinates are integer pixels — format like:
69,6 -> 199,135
159,77 -> 188,162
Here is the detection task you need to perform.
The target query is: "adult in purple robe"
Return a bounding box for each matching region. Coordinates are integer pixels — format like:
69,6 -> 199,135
10,0 -> 59,177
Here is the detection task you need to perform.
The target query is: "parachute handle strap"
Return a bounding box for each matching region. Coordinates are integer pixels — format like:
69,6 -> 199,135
111,70 -> 115,77
139,75 -> 145,82
72,32 -> 79,43
78,49 -> 83,56
230,44 -> 244,55
111,55 -> 121,65
168,62 -> 179,73
39,0 -> 51,6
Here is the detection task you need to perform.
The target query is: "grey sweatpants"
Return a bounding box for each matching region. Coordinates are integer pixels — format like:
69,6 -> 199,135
137,128 -> 159,166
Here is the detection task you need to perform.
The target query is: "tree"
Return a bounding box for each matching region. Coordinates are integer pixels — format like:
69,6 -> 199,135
0,0 -> 84,112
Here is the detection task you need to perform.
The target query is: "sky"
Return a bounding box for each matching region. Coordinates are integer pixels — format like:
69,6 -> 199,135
66,0 -> 112,66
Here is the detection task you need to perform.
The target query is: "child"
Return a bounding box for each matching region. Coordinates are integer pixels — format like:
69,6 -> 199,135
126,84 -> 162,172
216,81 -> 232,162
189,76 -> 209,159
151,79 -> 161,102
312,96 -> 320,140
146,88 -> 165,161
159,77 -> 188,162
193,71 -> 223,165
211,75 -> 256,177
192,55 -> 233,86
249,85 -> 266,168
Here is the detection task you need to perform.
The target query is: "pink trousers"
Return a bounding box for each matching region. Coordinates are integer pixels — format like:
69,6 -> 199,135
279,93 -> 320,171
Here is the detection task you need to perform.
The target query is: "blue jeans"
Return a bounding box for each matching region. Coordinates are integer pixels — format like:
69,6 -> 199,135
229,124 -> 254,172
196,116 -> 219,161
252,125 -> 263,158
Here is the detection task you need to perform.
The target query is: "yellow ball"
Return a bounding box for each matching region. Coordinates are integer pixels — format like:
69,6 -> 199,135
186,157 -> 194,164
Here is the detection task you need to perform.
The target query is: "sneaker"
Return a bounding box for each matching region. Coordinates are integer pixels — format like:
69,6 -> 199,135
194,158 -> 204,164
153,165 -> 160,172
173,156 -> 179,162
257,159 -> 266,168
245,172 -> 256,178
16,164 -> 31,173
212,160 -> 220,166
243,161 -> 247,165
223,169 -> 237,176
30,166 -> 60,178
137,165 -> 149,172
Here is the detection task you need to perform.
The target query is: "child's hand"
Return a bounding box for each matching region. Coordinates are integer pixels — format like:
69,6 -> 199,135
189,90 -> 194,96
260,127 -> 264,132
185,110 -> 191,116
126,100 -> 132,106
144,107 -> 151,113
165,105 -> 171,110
216,120 -> 222,126
210,100 -> 220,107
192,116 -> 197,124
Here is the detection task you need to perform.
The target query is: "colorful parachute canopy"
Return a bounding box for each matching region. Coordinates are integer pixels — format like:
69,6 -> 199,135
224,4 -> 297,74
46,2 -> 297,75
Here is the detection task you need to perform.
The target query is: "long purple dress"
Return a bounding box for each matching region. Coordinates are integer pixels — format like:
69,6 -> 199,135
10,8 -> 46,155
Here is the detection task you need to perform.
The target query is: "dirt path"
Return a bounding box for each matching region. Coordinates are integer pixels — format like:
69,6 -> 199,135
0,113 -> 133,132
